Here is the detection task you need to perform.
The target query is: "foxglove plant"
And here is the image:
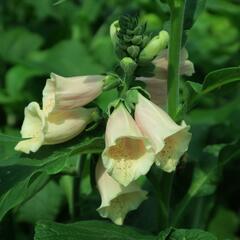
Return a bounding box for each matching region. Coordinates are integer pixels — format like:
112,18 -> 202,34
15,14 -> 192,226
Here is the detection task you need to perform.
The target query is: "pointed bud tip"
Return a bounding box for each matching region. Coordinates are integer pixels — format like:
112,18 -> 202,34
139,30 -> 169,63
120,57 -> 137,76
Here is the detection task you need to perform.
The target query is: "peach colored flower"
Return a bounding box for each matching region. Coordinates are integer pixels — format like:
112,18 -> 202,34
102,103 -> 155,186
43,73 -> 104,113
135,93 -> 191,172
96,160 -> 147,225
15,102 -> 95,154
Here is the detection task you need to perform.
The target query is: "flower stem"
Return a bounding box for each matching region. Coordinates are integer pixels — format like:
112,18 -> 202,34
164,0 -> 186,227
73,155 -> 85,220
147,169 -> 168,229
167,0 -> 186,119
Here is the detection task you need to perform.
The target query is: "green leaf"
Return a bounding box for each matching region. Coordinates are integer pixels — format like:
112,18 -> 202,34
172,140 -> 240,225
91,36 -> 116,69
0,135 -> 104,220
0,133 -> 22,143
0,28 -> 43,63
202,67 -> 240,93
0,173 -> 49,221
186,95 -> 240,126
24,0 -> 53,20
208,207 -> 239,239
34,220 -> 155,240
0,136 -> 104,194
158,227 -> 217,240
27,40 -> 105,76
184,0 -> 207,30
59,175 -> 74,217
95,89 -> 119,113
79,0 -> 104,23
5,65 -> 43,97
17,181 -> 64,223
0,132 -> 23,166
0,165 -> 37,196
181,67 -> 240,117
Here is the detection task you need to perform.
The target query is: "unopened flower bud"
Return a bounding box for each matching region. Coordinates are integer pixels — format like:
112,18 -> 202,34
120,57 -> 137,77
103,75 -> 121,91
127,45 -> 140,59
139,30 -> 169,63
141,35 -> 150,48
131,35 -> 142,45
110,20 -> 120,47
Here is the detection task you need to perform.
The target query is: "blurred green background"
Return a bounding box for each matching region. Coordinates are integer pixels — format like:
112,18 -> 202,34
0,0 -> 240,239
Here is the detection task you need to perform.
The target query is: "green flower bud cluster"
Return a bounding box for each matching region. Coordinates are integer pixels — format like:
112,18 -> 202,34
110,15 -> 169,78
112,15 -> 151,61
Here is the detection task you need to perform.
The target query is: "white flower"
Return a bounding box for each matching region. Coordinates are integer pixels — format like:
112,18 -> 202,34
102,103 -> 155,186
137,48 -> 195,107
135,93 -> 191,172
15,73 -> 103,154
43,73 -> 104,112
15,102 -> 95,154
96,160 -> 147,225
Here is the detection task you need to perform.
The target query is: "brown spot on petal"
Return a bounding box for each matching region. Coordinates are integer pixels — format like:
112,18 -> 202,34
108,138 -> 146,161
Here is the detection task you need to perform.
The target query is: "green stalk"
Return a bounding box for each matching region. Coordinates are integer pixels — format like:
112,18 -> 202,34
147,169 -> 168,229
163,0 -> 186,227
167,0 -> 186,119
73,155 -> 86,220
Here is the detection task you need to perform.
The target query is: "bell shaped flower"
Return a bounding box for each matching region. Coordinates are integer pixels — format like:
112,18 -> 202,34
137,48 -> 194,107
15,102 -> 95,154
102,103 -> 155,186
43,73 -> 104,112
96,160 -> 147,225
135,94 -> 191,172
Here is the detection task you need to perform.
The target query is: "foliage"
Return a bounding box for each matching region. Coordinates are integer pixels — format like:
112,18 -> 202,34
0,0 -> 240,239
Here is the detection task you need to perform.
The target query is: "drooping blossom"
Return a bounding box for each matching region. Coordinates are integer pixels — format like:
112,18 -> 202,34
15,73 -> 102,154
43,73 -> 104,112
102,103 -> 155,186
135,93 -> 191,172
15,102 -> 95,154
96,160 -> 147,225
